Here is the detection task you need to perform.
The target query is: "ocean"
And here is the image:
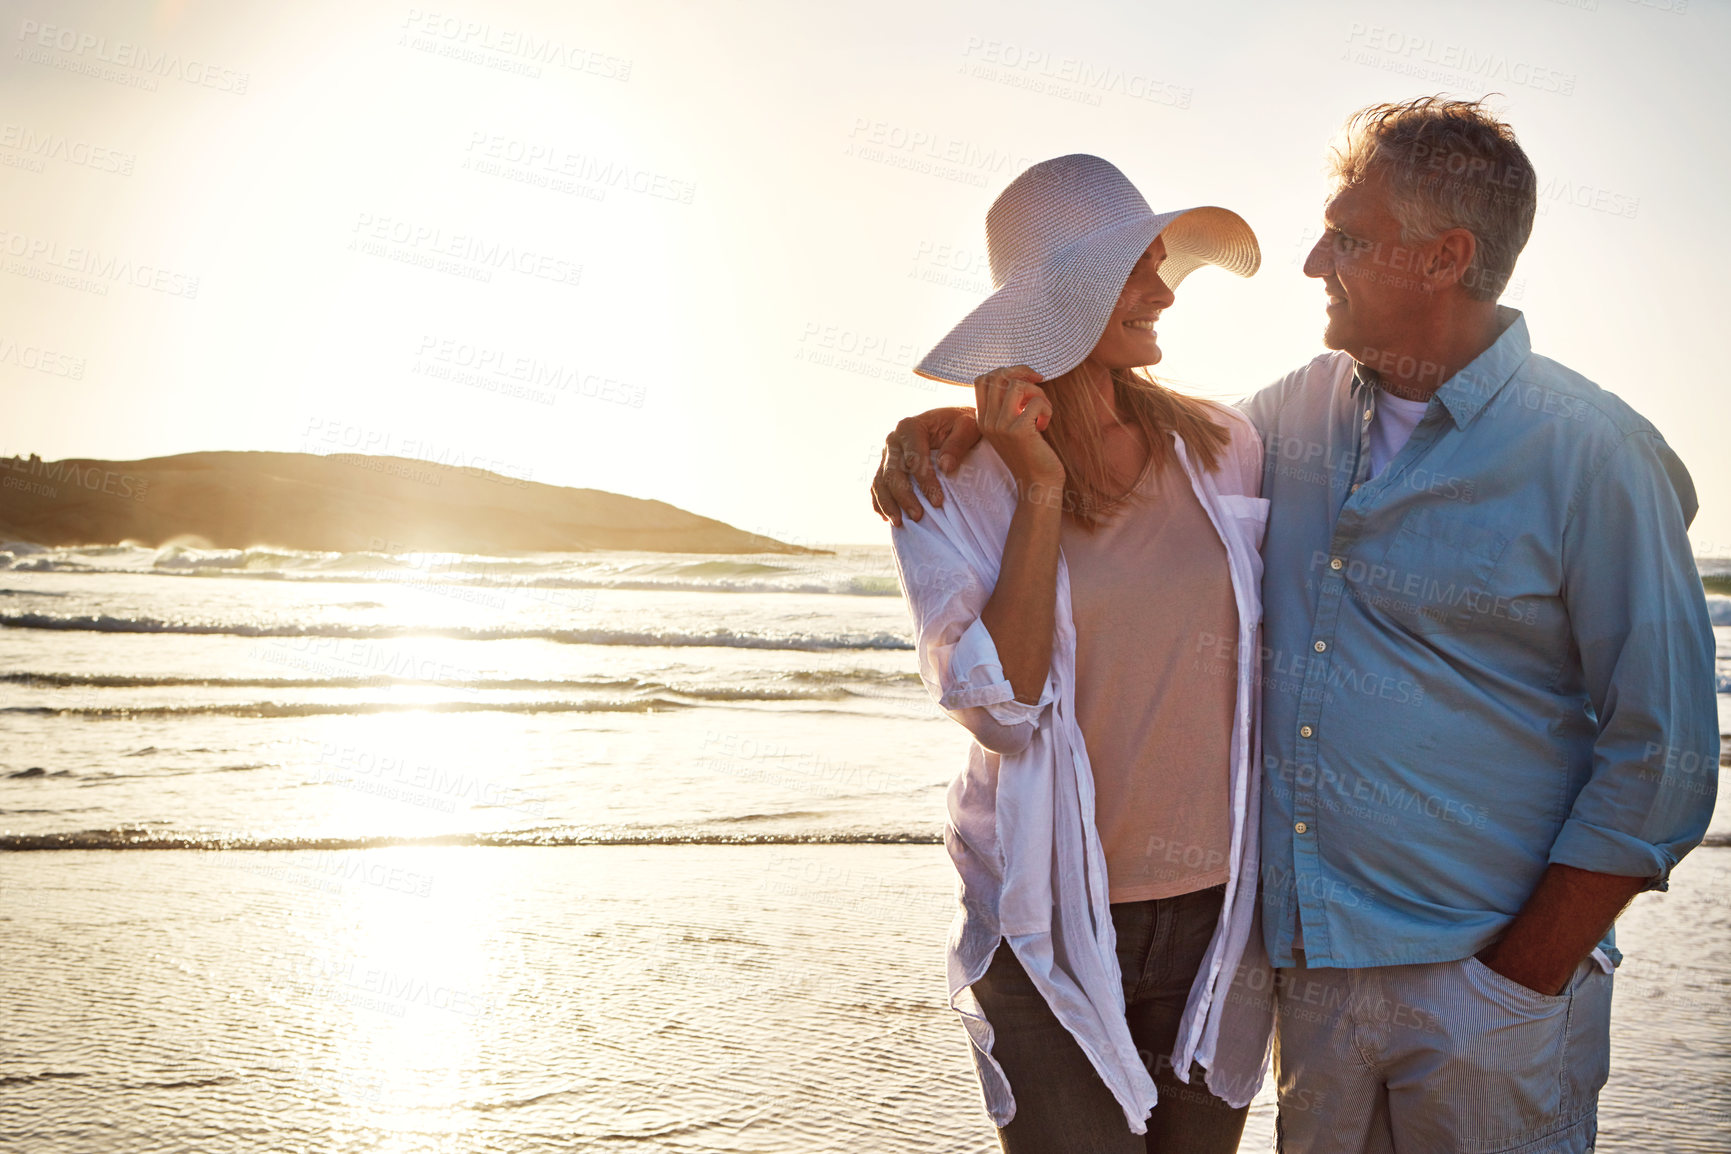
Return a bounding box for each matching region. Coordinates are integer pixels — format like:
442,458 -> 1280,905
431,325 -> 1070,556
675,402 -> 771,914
2,542 -> 1728,1152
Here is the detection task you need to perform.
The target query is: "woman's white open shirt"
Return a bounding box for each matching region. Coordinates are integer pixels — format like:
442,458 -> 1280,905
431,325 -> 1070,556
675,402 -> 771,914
889,413 -> 1275,1132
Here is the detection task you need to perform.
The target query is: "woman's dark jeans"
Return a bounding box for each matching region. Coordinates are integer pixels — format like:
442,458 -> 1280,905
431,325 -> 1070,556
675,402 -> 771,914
971,884 -> 1248,1153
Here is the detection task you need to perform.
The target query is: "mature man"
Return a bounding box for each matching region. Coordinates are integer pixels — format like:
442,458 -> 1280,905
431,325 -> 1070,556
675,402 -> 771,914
869,97 -> 1718,1152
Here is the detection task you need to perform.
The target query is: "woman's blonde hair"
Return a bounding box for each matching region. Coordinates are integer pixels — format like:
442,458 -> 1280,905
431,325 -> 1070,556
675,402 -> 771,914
1041,363 -> 1231,529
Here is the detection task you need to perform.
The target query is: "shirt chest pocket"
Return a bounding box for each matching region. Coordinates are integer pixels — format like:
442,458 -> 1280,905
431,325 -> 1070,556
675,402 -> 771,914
1215,494 -> 1270,588
1363,506 -> 1510,636
1216,494 -> 1270,550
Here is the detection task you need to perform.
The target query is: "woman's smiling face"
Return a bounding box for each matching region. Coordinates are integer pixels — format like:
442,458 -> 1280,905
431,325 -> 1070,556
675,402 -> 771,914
1087,236 -> 1178,371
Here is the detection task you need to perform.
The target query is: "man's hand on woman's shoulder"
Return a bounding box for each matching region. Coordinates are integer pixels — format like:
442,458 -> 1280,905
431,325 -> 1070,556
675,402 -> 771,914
870,406 -> 982,526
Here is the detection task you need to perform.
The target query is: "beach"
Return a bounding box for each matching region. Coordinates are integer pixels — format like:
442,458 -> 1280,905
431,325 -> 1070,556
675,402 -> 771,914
3,845 -> 1728,1151
2,543 -> 1727,1151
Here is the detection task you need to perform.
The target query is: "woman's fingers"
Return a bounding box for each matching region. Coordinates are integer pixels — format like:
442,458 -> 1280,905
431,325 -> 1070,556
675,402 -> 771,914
1018,391 -> 1054,434
974,366 -> 1044,430
982,385 -> 1051,438
969,366 -> 1061,488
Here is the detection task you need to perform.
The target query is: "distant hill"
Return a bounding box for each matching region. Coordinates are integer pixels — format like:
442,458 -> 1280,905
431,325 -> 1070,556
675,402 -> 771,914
0,451 -> 812,555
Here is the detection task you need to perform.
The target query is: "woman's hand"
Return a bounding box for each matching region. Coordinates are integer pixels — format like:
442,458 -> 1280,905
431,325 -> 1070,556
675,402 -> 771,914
971,367 -> 1064,705
975,366 -> 1063,493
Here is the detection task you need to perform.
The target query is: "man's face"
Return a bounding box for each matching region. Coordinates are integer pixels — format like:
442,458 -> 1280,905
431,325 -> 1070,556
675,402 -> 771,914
1302,175 -> 1434,362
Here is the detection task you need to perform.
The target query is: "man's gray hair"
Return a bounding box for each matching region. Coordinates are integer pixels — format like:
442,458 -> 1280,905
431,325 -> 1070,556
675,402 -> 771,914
1328,96 -> 1537,301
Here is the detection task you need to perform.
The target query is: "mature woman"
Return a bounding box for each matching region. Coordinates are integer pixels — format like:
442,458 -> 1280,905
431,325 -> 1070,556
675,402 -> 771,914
884,154 -> 1274,1152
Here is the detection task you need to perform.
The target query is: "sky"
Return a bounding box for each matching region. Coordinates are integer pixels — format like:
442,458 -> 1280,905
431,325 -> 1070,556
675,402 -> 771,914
2,0 -> 1726,551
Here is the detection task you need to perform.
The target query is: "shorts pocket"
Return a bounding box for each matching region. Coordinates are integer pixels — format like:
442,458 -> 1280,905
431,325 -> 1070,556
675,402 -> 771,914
1463,955 -> 1572,1013
1451,956 -> 1573,1147
1561,965 -> 1613,1119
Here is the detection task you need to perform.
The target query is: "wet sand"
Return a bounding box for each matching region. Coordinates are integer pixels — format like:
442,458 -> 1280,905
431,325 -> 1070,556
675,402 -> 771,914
0,844 -> 1725,1152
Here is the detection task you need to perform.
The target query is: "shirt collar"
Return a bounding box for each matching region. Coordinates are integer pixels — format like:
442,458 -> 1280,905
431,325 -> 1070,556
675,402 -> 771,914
1351,307 -> 1531,429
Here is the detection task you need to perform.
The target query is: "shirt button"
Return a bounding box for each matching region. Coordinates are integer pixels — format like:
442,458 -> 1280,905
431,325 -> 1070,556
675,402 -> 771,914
1314,640 -> 1327,652
1330,558 -> 1343,570
1295,822 -> 1309,834
1300,725 -> 1314,738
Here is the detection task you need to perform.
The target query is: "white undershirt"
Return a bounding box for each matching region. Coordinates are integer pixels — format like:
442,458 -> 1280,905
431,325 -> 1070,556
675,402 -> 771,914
1368,391 -> 1432,477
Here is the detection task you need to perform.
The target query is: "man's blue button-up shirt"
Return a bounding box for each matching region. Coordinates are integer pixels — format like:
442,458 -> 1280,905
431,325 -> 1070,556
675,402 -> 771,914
1241,310 -> 1719,969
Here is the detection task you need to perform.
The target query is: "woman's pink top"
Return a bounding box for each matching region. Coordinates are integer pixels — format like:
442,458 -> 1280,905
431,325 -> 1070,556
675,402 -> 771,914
1061,449 -> 1240,904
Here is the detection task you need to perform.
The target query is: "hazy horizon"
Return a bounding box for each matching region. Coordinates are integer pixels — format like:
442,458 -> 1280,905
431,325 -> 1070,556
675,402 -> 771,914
1,444 -> 1727,562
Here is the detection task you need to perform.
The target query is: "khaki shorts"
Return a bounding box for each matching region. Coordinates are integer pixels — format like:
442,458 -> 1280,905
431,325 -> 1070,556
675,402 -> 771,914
1273,950 -> 1612,1153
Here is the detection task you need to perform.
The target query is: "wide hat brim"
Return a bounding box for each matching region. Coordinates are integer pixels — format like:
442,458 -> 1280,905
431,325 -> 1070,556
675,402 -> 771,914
913,205 -> 1260,387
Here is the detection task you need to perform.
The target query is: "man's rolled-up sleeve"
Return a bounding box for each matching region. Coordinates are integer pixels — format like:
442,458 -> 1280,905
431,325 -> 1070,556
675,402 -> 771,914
1550,430 -> 1720,889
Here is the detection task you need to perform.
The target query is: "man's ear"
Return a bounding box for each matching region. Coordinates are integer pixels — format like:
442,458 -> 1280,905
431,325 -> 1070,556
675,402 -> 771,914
1427,227 -> 1478,291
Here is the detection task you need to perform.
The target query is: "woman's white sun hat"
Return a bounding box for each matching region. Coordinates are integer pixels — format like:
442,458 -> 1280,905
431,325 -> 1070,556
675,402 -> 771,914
915,153 -> 1260,386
